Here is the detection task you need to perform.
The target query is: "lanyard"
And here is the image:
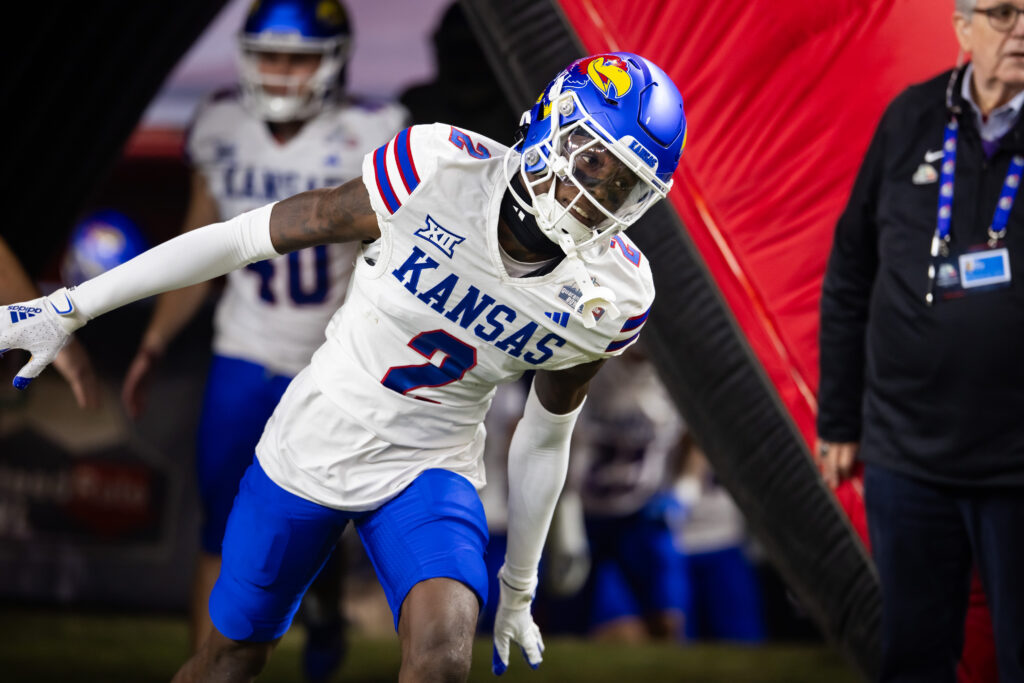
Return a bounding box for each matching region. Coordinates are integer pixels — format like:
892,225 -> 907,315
926,119 -> 1024,304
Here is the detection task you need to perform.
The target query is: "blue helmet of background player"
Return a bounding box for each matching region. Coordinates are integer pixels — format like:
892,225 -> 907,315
237,0 -> 352,122
62,209 -> 148,286
507,53 -> 687,259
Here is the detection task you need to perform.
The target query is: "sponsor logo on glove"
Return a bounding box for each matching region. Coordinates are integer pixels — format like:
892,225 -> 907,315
7,305 -> 43,323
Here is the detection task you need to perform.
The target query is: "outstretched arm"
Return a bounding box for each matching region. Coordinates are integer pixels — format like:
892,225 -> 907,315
492,358 -> 604,675
2,178 -> 379,389
76,177 -> 379,322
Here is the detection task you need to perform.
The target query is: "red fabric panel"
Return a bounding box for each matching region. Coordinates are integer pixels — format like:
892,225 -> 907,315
556,0 -> 958,448
960,573 -> 998,683
556,7 -> 994,677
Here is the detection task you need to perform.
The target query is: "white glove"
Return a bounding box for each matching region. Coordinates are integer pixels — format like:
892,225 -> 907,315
544,490 -> 591,597
491,566 -> 544,676
1,288 -> 86,389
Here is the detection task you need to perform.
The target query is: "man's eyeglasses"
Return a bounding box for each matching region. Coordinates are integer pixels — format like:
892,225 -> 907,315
974,4 -> 1024,32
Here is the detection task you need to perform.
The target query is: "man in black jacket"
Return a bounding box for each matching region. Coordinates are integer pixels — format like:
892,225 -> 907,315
818,2 -> 1024,680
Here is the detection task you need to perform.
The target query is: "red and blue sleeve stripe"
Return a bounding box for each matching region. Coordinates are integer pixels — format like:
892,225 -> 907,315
604,307 -> 650,353
371,128 -> 421,215
393,127 -> 420,194
620,307 -> 649,332
605,332 -> 641,353
372,143 -> 401,214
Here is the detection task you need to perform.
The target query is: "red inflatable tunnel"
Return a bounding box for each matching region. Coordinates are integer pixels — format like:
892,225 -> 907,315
460,0 -> 996,678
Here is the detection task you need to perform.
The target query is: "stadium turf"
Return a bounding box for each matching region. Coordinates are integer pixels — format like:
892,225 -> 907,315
0,609 -> 861,682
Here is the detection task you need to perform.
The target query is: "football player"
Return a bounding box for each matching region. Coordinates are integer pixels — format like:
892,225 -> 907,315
1,52 -> 686,682
674,438 -> 765,643
118,0 -> 406,677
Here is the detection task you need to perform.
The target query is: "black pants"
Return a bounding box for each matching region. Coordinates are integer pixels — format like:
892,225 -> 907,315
864,463 -> 1024,683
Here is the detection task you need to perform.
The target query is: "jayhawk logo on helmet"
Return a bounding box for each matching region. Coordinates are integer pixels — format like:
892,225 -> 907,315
509,51 -> 686,326
316,0 -> 346,27
534,89 -> 553,122
573,55 -> 633,99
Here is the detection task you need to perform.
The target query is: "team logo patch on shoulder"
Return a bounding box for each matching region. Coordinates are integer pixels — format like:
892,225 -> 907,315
415,215 -> 465,258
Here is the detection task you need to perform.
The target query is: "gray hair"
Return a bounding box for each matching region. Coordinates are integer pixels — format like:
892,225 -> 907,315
955,0 -> 976,13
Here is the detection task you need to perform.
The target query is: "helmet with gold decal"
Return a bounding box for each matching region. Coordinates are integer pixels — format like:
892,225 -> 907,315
507,52 -> 687,259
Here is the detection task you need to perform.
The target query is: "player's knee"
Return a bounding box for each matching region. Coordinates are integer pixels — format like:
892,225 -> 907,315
207,636 -> 276,678
401,606 -> 476,681
403,630 -> 473,682
434,643 -> 473,682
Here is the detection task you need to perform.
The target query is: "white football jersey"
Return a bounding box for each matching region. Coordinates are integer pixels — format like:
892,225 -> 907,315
572,353 -> 685,517
187,91 -> 406,375
258,123 -> 655,510
677,481 -> 747,554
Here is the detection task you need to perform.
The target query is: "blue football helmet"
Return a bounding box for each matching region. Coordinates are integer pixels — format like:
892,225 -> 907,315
62,210 -> 148,286
237,0 -> 352,122
507,53 -> 687,259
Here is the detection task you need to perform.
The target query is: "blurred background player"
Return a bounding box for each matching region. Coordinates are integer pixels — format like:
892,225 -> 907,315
674,438 -> 765,643
118,0 -> 407,678
545,344 -> 689,642
0,235 -> 99,410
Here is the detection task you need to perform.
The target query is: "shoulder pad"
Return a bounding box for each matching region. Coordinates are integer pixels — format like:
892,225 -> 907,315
363,123 -> 494,217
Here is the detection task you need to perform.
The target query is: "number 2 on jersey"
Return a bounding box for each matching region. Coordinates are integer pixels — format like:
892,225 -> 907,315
610,235 -> 641,267
448,127 -> 490,159
381,330 -> 477,402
